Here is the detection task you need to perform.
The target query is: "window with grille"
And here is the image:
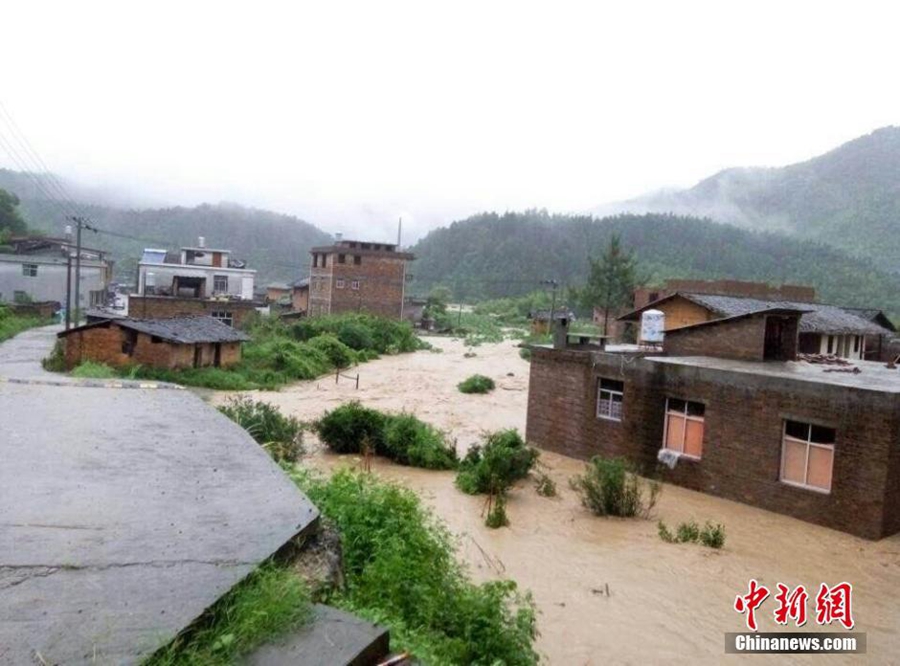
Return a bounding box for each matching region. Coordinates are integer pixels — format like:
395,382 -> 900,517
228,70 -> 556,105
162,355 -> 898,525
336,278 -> 345,289
663,398 -> 705,459
22,263 -> 38,277
351,280 -> 360,290
213,275 -> 228,293
780,420 -> 835,492
211,310 -> 234,327
596,378 -> 624,421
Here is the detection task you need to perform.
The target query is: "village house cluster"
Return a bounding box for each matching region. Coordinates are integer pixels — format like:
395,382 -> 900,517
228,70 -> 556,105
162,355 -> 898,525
526,280 -> 900,539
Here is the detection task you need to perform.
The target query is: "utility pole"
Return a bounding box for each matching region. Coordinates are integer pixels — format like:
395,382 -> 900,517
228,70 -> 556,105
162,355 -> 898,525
65,251 -> 72,330
66,216 -> 97,327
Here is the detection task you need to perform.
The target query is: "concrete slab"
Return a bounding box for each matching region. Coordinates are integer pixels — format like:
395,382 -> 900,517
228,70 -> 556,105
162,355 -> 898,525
243,604 -> 390,666
0,379 -> 318,664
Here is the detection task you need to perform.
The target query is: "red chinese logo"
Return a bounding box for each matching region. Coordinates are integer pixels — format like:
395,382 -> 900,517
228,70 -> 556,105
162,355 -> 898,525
734,579 -> 770,631
734,581 -> 855,631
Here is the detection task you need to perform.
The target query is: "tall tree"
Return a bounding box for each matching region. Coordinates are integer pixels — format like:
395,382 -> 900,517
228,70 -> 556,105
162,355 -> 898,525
0,188 -> 27,236
578,234 -> 638,335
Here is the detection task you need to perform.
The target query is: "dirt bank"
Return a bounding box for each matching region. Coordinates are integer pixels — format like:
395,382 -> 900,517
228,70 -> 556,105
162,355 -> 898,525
212,337 -> 900,664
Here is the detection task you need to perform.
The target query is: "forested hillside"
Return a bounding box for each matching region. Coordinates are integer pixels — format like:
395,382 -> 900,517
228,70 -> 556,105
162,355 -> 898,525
604,127 -> 900,273
410,210 -> 900,315
0,169 -> 331,285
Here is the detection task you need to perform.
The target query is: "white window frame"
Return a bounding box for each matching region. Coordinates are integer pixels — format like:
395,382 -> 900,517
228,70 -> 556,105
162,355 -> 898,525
780,421 -> 834,494
22,263 -> 38,277
596,378 -> 624,422
211,310 -> 234,327
351,280 -> 360,291
336,278 -> 345,289
662,398 -> 705,460
213,275 -> 229,293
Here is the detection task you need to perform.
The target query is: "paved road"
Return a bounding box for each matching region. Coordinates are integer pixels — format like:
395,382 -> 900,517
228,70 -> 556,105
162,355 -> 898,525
0,326 -> 318,665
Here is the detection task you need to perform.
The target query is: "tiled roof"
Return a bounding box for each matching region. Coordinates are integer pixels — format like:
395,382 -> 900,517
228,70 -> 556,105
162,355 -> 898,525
681,293 -> 890,336
61,316 -> 251,344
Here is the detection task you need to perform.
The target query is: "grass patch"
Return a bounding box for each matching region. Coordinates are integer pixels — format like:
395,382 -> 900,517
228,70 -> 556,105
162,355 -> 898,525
42,340 -> 66,372
70,361 -> 117,379
289,468 -> 538,665
658,520 -> 726,549
570,456 -> 661,518
315,401 -> 457,470
456,430 -> 538,495
457,374 -> 495,394
0,305 -> 47,343
144,564 -> 312,665
218,396 -> 304,463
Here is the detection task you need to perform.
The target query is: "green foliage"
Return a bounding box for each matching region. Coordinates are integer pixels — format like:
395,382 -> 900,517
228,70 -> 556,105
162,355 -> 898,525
575,233 -> 639,330
315,401 -> 387,454
571,456 -> 661,518
409,210 -> 900,319
290,313 -> 423,354
144,564 -> 311,665
218,396 -> 304,463
305,334 -> 356,369
41,340 -> 66,372
290,469 -> 538,665
457,374 -> 495,394
315,402 -> 457,470
657,519 -> 726,549
70,361 -> 117,379
423,285 -> 453,327
0,305 -> 45,343
456,430 -> 539,495
0,188 -> 27,235
485,493 -> 510,529
382,413 -> 458,470
535,471 -> 557,497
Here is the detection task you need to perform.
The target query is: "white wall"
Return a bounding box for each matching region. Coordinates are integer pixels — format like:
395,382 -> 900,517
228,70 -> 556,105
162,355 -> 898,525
818,334 -> 864,360
0,256 -> 107,308
137,263 -> 256,299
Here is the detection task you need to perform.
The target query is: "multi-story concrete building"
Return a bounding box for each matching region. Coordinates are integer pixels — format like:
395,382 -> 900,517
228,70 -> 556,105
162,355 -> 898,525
307,239 -> 414,318
526,310 -> 900,539
0,236 -> 112,309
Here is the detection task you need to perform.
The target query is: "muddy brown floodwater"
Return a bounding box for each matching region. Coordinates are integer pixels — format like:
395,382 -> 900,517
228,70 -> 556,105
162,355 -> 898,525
212,336 -> 900,665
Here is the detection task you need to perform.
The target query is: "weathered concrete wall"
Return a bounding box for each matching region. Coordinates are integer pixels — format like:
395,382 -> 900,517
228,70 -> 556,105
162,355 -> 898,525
527,347 -> 900,539
664,315 -> 767,362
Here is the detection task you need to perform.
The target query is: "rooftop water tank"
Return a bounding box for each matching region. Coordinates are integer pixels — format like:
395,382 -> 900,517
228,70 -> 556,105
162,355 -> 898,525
641,309 -> 665,344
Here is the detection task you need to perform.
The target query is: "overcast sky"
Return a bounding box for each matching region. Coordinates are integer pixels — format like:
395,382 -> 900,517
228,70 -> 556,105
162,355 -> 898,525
2,0 -> 899,242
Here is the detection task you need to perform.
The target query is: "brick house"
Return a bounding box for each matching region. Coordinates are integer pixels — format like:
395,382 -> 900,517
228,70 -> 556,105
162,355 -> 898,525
620,292 -> 893,361
58,316 -> 250,371
526,311 -> 900,539
290,278 -> 309,313
126,294 -> 260,329
307,239 -> 413,319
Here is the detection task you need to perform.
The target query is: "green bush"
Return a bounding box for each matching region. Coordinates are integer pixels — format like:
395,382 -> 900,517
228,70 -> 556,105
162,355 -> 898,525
42,340 -> 66,372
71,361 -> 117,379
315,401 -> 387,454
290,469 -> 538,665
535,472 -> 557,497
382,413 -> 458,470
485,493 -> 510,529
571,456 -> 661,518
146,564 -> 311,665
0,305 -> 46,343
456,430 -> 539,495
306,334 -> 356,369
657,519 -> 726,549
218,396 -> 304,463
289,314 -> 423,354
457,374 -> 496,394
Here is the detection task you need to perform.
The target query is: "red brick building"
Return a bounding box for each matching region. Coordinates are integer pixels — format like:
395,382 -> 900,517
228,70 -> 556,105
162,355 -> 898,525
307,240 -> 413,319
526,311 -> 900,539
127,294 -> 260,329
59,316 -> 249,371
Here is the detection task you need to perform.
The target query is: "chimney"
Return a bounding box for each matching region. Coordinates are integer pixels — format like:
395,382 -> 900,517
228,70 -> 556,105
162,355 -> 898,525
552,313 -> 570,350
198,236 -> 206,248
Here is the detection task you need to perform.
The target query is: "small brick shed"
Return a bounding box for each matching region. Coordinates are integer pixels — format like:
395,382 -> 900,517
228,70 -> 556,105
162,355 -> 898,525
59,316 -> 250,371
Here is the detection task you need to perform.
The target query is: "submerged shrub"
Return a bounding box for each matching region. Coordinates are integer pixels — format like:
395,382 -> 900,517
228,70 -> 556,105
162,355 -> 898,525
382,413 -> 458,470
699,521 -> 726,549
315,401 -> 387,455
657,519 -> 726,549
457,374 -> 496,394
485,493 -> 510,529
290,469 -> 538,665
571,456 -> 661,518
218,396 -> 304,462
456,430 -> 539,495
676,520 -> 700,544
535,472 -> 557,497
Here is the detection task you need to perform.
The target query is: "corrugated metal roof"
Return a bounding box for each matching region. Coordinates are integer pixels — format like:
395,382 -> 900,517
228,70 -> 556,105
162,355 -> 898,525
681,293 -> 890,336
